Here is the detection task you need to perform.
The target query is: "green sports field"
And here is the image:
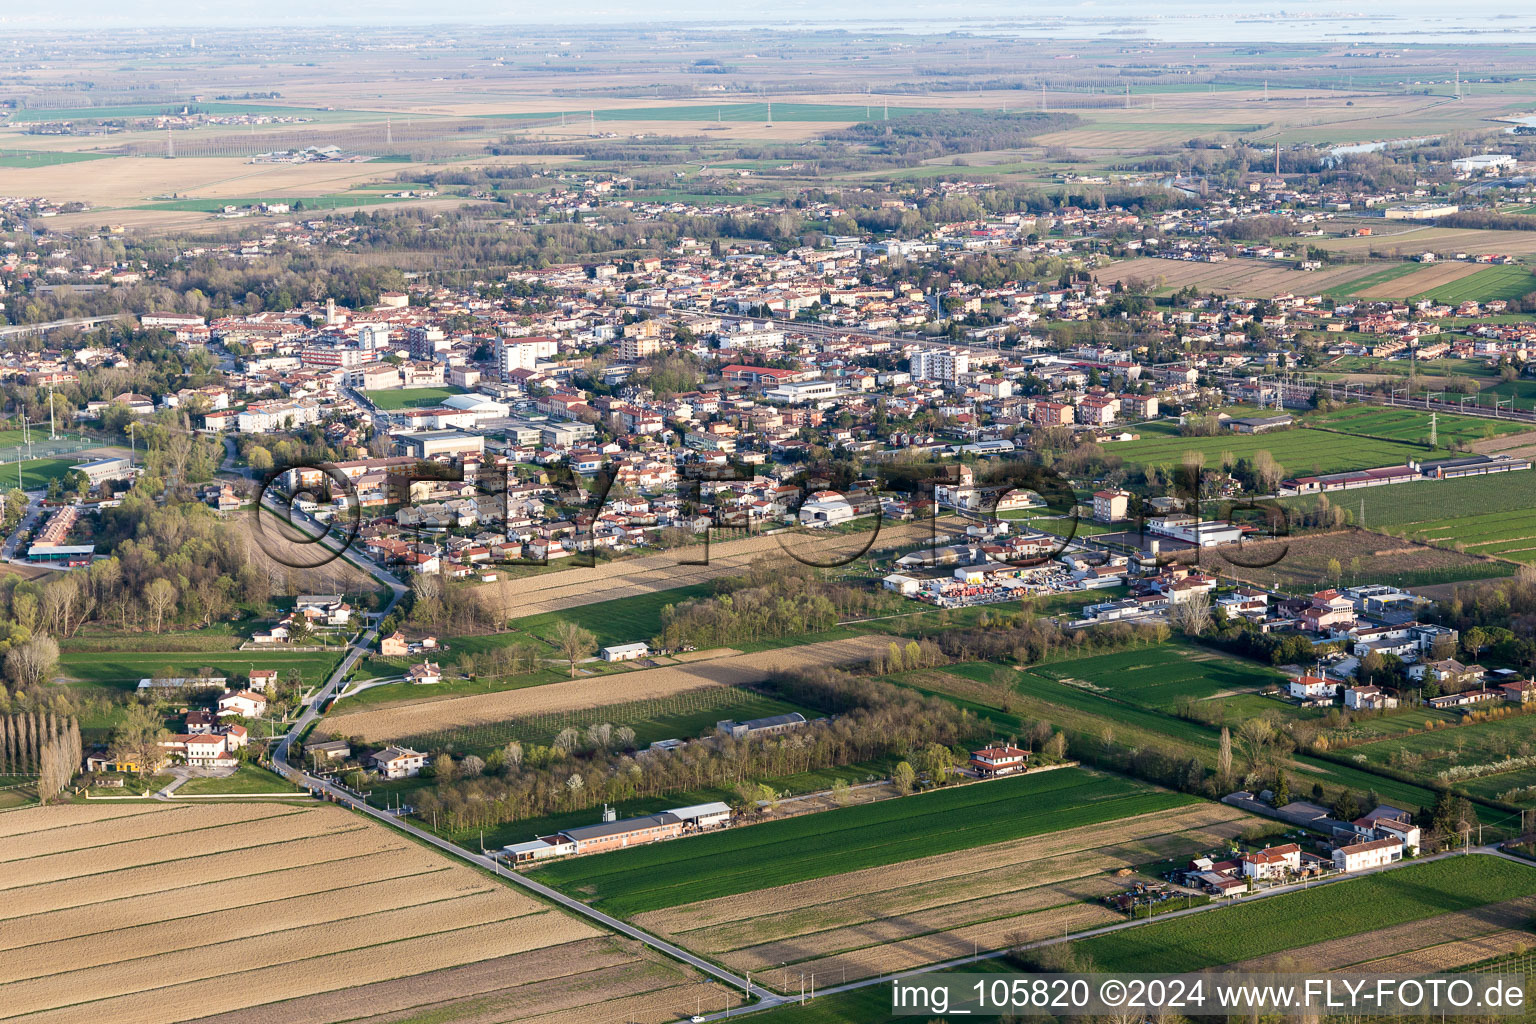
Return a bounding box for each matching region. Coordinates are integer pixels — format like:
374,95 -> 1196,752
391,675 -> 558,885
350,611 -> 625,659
0,457 -> 85,488
1108,423 -> 1434,477
1305,406 -> 1527,445
529,767 -> 1195,916
363,386 -> 469,410
1021,643 -> 1288,713
1076,855 -> 1536,972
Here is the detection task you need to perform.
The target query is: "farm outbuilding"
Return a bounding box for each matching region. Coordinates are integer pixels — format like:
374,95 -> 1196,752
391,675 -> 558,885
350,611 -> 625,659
600,642 -> 650,662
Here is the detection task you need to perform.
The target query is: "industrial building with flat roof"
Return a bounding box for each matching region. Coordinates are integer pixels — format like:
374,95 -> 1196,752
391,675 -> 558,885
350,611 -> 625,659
501,801 -> 733,862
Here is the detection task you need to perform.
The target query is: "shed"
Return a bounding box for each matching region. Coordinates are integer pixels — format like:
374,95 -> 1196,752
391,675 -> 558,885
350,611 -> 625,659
665,801 -> 733,828
600,642 -> 650,662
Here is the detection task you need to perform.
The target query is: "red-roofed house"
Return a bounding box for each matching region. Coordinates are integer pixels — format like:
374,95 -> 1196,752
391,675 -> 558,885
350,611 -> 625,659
969,746 -> 1029,777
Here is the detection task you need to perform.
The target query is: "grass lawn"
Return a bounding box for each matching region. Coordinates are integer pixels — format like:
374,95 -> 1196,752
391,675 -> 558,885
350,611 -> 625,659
1076,854 -> 1536,972
329,665 -> 582,710
363,386 -> 469,410
61,623 -> 250,653
175,764 -> 299,795
1485,377 -> 1536,412
529,767 -> 1195,916
56,650 -> 344,693
502,582 -> 719,648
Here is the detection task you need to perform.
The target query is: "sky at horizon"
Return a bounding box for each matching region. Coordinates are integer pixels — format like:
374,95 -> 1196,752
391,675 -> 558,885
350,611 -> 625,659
3,0 -> 1536,35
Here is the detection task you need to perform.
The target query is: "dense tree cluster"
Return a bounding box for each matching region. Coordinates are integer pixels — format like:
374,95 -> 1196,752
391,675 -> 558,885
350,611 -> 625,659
402,667 -> 978,835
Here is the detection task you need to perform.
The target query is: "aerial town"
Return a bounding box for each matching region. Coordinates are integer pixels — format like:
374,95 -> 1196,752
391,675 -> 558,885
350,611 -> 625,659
5,13 -> 1536,1024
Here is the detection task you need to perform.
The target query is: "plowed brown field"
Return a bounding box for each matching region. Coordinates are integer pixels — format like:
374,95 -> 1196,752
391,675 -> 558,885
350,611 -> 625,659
0,802 -> 611,1024
476,519 -> 959,619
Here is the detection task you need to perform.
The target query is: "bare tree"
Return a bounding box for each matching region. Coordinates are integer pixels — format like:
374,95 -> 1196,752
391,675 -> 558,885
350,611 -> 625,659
144,579 -> 178,633
1218,726 -> 1234,787
4,635 -> 59,690
1169,590 -> 1211,637
554,621 -> 597,678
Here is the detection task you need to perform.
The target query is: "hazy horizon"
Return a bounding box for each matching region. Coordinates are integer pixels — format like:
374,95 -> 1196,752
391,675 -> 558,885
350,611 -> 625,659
4,0 -> 1536,38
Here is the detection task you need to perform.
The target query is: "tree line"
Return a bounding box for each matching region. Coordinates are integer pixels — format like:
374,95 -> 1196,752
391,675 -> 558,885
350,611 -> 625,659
399,667 -> 979,836
0,712 -> 82,801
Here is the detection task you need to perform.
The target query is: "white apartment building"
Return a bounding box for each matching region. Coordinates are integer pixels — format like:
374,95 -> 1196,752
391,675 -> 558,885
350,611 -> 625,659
496,336 -> 560,375
237,400 -> 323,433
910,347 -> 969,383
1332,837 -> 1403,873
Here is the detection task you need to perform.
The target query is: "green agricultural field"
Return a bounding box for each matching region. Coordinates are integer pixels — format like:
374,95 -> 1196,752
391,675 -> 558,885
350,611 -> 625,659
1412,266 -> 1536,305
0,149 -> 113,168
363,386 -> 469,410
903,656 -> 1509,829
1484,378 -> 1536,412
397,684 -> 814,756
1283,471 -> 1536,564
56,650 -> 344,693
501,583 -> 718,648
1329,262 -> 1423,298
1305,406 -> 1527,445
1077,854 -> 1536,972
1106,424 -> 1433,478
529,767 -> 1194,916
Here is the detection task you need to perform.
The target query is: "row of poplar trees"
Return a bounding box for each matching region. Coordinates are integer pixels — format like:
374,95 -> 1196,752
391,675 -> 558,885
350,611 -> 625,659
0,713 -> 82,802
